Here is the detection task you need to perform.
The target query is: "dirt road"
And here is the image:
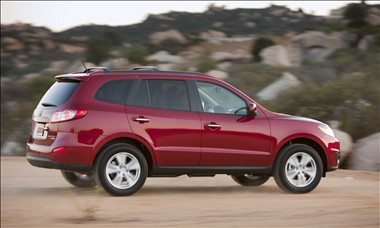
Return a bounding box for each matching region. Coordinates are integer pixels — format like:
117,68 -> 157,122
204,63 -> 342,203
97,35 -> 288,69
1,157 -> 379,227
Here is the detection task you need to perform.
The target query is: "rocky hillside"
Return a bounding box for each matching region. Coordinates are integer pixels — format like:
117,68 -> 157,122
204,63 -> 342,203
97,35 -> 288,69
1,3 -> 379,171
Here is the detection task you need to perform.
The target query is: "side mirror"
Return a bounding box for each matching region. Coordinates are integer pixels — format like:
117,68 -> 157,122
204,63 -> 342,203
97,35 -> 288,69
249,103 -> 257,116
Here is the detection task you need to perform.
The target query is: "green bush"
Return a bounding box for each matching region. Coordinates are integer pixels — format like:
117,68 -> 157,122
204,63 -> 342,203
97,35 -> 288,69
196,57 -> 216,72
85,37 -> 110,64
344,3 -> 368,28
274,73 -> 379,140
126,46 -> 149,64
252,37 -> 275,62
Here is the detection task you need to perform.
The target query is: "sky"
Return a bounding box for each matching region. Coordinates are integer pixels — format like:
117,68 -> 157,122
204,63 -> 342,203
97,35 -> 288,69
1,1 -> 376,32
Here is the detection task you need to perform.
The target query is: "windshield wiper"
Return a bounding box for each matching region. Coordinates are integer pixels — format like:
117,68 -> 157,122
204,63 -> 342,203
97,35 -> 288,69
41,103 -> 57,107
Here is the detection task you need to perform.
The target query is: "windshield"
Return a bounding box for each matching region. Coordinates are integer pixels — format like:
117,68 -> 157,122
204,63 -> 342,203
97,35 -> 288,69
38,81 -> 79,107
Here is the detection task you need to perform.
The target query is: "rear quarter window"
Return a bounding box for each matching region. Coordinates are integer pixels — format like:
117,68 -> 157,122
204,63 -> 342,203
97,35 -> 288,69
95,80 -> 134,105
38,81 -> 79,107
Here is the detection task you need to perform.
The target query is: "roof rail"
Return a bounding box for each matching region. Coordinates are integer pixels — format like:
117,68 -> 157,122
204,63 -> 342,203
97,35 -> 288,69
83,67 -> 110,73
131,66 -> 159,71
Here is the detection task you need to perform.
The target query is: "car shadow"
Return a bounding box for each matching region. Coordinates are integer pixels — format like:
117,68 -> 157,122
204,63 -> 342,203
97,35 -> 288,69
8,185 -> 282,197
137,185 -> 281,196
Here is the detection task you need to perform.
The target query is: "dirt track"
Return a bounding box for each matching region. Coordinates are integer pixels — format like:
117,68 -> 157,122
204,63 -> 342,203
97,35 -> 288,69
1,157 -> 379,227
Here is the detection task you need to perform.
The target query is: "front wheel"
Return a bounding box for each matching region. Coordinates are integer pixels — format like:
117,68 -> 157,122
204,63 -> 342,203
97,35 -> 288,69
273,144 -> 323,194
61,171 -> 96,188
95,143 -> 148,196
231,174 -> 270,186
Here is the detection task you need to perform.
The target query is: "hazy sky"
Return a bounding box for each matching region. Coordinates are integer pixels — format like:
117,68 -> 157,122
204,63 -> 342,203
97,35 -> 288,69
1,1 -> 374,32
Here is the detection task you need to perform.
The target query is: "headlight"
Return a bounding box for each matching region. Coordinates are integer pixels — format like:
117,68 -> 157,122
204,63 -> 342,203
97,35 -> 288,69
318,124 -> 335,137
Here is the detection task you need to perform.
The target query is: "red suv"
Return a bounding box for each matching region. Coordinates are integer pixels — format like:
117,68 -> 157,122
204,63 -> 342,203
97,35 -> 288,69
26,66 -> 340,196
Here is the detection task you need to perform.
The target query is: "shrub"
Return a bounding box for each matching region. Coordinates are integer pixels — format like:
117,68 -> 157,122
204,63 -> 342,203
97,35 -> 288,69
197,57 -> 216,72
85,37 -> 110,64
126,46 -> 148,64
251,37 -> 275,62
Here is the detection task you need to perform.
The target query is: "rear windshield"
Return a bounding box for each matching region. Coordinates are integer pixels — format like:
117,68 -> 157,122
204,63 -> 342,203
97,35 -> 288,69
38,81 -> 79,107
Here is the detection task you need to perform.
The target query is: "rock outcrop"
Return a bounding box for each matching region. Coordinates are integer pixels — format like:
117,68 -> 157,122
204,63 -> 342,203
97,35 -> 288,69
260,45 -> 293,67
332,129 -> 353,162
206,70 -> 229,80
149,29 -> 187,45
146,51 -> 184,64
346,133 -> 380,172
291,31 -> 345,63
256,72 -> 301,101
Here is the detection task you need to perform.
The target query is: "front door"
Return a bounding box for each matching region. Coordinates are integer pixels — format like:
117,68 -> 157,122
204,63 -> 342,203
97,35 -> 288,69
195,81 -> 271,166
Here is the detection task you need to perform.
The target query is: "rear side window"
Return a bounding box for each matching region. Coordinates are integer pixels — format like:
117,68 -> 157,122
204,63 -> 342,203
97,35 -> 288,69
95,80 -> 134,105
148,79 -> 190,111
38,81 -> 79,107
129,79 -> 191,111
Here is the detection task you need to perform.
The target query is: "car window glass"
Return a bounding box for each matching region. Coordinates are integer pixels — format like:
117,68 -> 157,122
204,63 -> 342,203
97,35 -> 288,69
130,80 -> 149,107
38,81 -> 79,107
147,79 -> 190,111
196,81 -> 247,115
95,80 -> 133,105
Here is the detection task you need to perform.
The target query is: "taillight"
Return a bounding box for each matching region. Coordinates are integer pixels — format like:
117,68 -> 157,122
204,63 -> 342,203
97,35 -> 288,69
50,110 -> 87,123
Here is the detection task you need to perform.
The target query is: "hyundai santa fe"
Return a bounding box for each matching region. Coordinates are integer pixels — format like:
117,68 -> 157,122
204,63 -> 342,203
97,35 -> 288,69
26,66 -> 340,196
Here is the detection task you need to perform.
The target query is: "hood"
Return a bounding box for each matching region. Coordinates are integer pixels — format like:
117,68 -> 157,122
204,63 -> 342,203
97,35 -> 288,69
275,113 -> 323,125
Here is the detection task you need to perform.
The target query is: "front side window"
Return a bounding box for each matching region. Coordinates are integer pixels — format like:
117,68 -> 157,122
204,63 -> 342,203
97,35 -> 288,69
95,80 -> 133,105
196,81 -> 247,115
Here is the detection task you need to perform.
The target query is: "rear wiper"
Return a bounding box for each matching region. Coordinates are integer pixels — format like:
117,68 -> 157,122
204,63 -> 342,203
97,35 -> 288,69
41,103 -> 57,107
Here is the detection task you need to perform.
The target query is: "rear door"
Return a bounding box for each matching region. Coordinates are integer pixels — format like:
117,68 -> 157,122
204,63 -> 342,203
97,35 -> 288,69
195,81 -> 271,166
126,79 -> 202,166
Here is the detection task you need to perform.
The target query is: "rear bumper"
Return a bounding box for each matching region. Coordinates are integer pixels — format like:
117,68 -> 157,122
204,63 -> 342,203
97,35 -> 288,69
26,155 -> 92,172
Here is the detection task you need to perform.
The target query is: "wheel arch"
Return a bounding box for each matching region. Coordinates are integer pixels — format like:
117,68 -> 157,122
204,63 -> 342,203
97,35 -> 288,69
92,137 -> 154,173
274,138 -> 327,176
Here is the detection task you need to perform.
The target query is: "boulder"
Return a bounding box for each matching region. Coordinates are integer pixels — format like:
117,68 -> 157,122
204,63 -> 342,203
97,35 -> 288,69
346,133 -> 380,172
217,61 -> 232,71
146,51 -> 184,64
200,30 -> 226,40
20,73 -> 41,83
42,60 -> 69,73
260,45 -> 292,67
291,31 -> 345,63
256,72 -> 301,101
1,37 -> 24,51
1,141 -> 24,156
206,70 -> 229,80
149,29 -> 187,45
358,35 -> 376,52
156,63 -> 176,71
100,58 -> 129,69
211,50 -> 251,63
366,7 -> 380,26
66,60 -> 96,73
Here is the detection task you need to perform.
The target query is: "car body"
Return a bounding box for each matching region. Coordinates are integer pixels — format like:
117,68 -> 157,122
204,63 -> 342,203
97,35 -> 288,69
26,66 -> 340,195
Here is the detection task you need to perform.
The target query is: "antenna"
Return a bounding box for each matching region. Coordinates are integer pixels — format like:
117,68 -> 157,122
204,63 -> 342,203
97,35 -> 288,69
81,58 -> 87,71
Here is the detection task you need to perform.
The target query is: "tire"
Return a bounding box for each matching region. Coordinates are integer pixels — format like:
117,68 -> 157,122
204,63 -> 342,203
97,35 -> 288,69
273,144 -> 323,194
95,143 -> 148,196
231,174 -> 270,186
61,171 -> 96,188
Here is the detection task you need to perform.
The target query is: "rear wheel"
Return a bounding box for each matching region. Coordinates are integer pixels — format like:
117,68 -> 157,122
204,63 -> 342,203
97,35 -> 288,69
273,144 -> 323,193
231,174 -> 270,186
95,143 -> 148,196
61,171 -> 96,188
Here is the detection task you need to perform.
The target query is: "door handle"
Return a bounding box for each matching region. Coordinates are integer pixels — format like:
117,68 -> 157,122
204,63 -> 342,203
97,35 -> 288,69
206,122 -> 221,129
133,116 -> 150,123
